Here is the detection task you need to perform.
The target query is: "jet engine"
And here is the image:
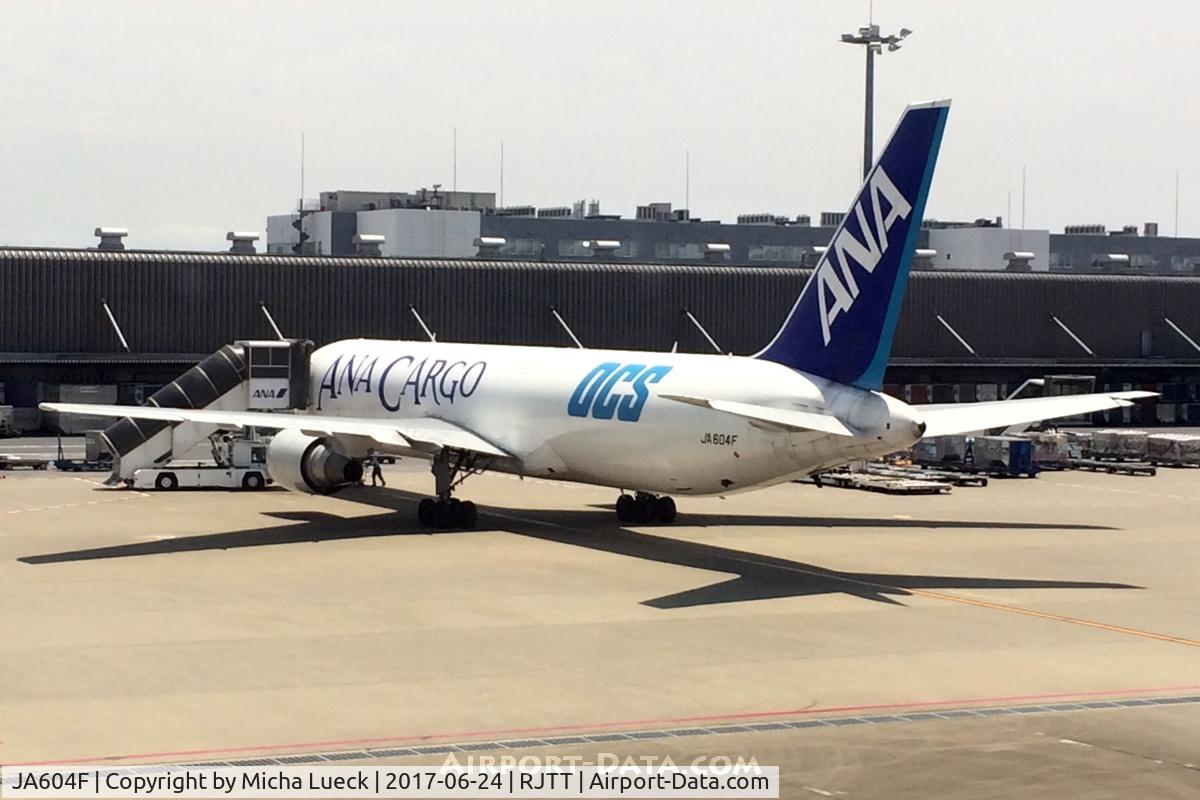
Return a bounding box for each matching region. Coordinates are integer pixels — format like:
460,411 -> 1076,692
266,429 -> 363,494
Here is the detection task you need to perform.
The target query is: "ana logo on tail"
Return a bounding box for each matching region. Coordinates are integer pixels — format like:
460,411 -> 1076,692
752,100 -> 949,390
816,166 -> 912,346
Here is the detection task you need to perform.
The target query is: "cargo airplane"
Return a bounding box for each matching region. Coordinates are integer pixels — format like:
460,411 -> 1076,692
43,100 -> 1153,528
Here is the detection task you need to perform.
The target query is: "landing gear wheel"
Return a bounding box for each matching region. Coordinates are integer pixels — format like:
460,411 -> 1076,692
633,494 -> 656,524
654,496 -> 677,524
434,500 -> 455,529
616,492 -> 677,524
457,500 -> 478,530
417,498 -> 437,526
615,494 -> 634,522
418,497 -> 478,530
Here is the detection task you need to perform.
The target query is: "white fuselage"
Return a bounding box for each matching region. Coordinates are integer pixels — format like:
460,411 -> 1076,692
307,339 -> 925,496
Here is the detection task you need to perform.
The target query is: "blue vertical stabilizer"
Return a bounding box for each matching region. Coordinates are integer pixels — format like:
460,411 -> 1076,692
755,101 -> 950,389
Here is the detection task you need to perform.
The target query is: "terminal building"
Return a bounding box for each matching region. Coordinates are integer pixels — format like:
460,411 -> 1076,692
266,186 -> 1200,276
2,244 -> 1199,433
2,183 -> 1198,432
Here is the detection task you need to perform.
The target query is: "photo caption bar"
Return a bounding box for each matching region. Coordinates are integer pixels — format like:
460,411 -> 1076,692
1,765 -> 779,799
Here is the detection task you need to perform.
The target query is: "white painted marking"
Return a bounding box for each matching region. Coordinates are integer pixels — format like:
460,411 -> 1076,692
2,494 -> 143,516
0,445 -> 84,451
1057,483 -> 1200,503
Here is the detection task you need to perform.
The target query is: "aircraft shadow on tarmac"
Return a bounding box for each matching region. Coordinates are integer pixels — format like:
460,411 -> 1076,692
19,488 -> 1138,608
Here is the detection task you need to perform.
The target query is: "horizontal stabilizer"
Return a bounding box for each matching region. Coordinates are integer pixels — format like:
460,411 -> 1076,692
917,391 -> 1157,438
38,403 -> 512,459
660,394 -> 856,437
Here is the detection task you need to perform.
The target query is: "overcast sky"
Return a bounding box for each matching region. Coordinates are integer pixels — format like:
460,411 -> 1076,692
1,0 -> 1197,250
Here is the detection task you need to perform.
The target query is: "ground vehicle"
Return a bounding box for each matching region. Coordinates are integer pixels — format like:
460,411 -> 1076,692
0,454 -> 49,470
53,431 -> 113,472
131,437 -> 270,490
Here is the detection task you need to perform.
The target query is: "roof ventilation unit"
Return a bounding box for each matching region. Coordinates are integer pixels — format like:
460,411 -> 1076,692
584,240 -> 620,259
496,205 -> 536,217
803,246 -> 828,268
736,213 -> 776,225
474,236 -> 506,258
912,248 -> 938,270
226,231 -> 259,254
353,233 -> 385,257
1092,253 -> 1130,270
94,227 -> 128,251
703,242 -> 731,262
1003,251 -> 1035,272
637,202 -> 674,221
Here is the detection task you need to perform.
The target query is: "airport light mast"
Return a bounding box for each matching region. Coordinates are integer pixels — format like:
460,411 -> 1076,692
841,23 -> 912,179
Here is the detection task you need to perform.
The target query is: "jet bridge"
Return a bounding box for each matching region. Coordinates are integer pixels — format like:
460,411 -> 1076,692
99,339 -> 313,483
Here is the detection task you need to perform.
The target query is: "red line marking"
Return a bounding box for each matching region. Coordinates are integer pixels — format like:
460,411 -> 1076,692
13,683 -> 1200,767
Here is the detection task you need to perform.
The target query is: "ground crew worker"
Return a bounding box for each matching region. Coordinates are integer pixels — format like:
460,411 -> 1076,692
368,451 -> 386,487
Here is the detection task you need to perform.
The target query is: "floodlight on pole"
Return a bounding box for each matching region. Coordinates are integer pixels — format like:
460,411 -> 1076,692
840,23 -> 912,179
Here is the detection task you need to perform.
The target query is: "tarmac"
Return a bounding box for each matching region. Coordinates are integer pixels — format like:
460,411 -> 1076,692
1,441 -> 1198,798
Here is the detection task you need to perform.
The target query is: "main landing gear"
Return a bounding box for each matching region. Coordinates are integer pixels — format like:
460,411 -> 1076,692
418,496 -> 477,529
615,492 -> 677,524
416,449 -> 483,530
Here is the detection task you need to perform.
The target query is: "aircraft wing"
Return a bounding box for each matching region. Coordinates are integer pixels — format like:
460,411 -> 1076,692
38,403 -> 512,459
916,391 -> 1157,438
660,394 -> 857,437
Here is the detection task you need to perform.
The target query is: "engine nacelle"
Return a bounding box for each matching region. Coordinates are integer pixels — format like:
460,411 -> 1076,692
266,429 -> 364,495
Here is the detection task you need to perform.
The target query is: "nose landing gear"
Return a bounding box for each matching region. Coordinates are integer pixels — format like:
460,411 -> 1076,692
616,492 -> 676,524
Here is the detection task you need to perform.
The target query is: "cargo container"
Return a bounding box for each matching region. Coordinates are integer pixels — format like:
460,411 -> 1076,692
971,436 -> 1038,477
1145,433 -> 1200,466
931,384 -> 956,403
913,435 -> 970,466
1156,403 -> 1179,424
1023,432 -> 1070,468
975,383 -> 999,402
39,384 -> 119,405
11,407 -> 41,433
1090,429 -> 1150,459
906,384 -> 931,404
